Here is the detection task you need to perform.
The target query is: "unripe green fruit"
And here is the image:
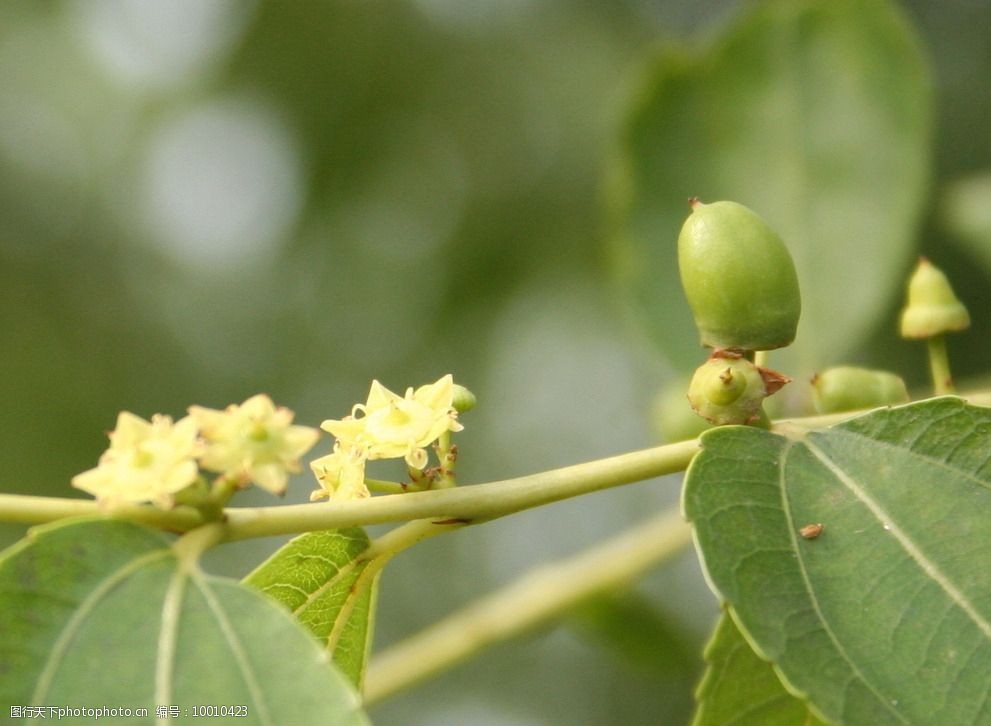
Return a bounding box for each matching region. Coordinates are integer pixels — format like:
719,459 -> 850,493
811,366 -> 909,414
451,384 -> 477,413
704,365 -> 747,405
678,199 -> 801,351
688,357 -> 768,425
899,257 -> 970,339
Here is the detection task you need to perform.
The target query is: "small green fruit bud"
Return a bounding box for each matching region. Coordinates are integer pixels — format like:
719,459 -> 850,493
705,365 -> 747,406
811,366 -> 910,414
899,257 -> 970,339
678,199 -> 801,352
451,384 -> 477,413
687,354 -> 789,425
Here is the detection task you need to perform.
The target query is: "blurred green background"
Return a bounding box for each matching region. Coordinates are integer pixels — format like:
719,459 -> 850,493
1,1 -> 989,723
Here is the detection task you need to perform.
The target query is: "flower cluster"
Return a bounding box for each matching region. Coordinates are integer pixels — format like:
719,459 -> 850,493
71,412 -> 202,510
72,395 -> 319,510
190,395 -> 320,495
71,377 -> 467,509
310,374 -> 463,501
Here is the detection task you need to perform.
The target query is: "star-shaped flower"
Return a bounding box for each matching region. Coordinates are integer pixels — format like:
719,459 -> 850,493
72,412 -> 201,509
189,394 -> 320,495
309,443 -> 369,501
321,374 -> 462,469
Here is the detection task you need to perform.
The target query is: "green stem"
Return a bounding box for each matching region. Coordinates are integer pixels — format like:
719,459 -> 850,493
323,517 -> 467,652
4,390 -> 991,538
362,507 -> 691,704
172,522 -> 227,568
407,465 -> 431,489
434,431 -> 456,488
196,477 -> 239,521
221,438 -> 699,541
210,477 -> 239,506
927,335 -> 955,395
0,437 -> 695,537
0,495 -> 206,530
365,478 -> 419,495
365,517 -> 465,560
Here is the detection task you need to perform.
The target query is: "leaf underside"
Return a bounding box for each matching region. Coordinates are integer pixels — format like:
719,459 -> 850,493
0,519 -> 368,726
684,398 -> 991,725
243,527 -> 377,689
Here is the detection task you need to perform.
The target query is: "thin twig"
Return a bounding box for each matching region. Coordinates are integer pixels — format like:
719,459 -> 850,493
362,507 -> 691,704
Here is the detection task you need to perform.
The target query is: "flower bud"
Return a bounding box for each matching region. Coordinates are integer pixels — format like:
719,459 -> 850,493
451,384 -> 477,413
687,354 -> 789,425
678,199 -> 801,352
899,257 -> 969,339
811,366 -> 909,414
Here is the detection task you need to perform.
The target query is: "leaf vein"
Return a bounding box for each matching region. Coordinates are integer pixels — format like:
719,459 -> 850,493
193,576 -> 273,726
325,567 -> 376,654
261,582 -> 309,600
780,440 -> 908,723
31,549 -> 170,704
154,568 -> 187,713
818,428 -> 991,492
292,558 -> 366,617
806,440 -> 991,651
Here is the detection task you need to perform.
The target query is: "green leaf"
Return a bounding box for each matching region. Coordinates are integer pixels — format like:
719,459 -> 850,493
0,519 -> 368,725
683,398 -> 991,724
694,612 -> 827,726
243,528 -> 377,689
611,0 -> 931,375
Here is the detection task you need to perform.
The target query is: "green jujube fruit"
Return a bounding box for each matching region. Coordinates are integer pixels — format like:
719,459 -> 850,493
687,357 -> 768,426
899,257 -> 970,339
678,200 -> 801,351
811,366 -> 910,414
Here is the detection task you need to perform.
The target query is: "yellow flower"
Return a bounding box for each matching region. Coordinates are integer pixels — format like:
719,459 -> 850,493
189,394 -> 320,495
71,412 -> 201,510
309,444 -> 369,501
321,374 -> 463,469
